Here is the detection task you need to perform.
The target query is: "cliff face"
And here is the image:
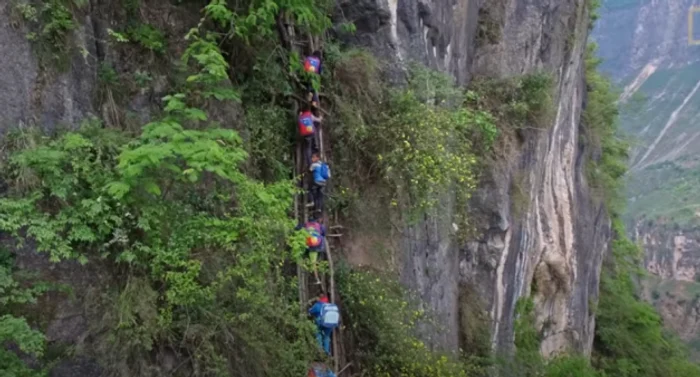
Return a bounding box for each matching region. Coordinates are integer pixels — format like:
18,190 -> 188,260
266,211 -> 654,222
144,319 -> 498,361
339,0 -> 608,357
0,0 -> 607,372
634,221 -> 700,359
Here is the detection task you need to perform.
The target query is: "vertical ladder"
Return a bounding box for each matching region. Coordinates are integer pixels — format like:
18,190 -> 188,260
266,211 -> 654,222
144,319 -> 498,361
285,15 -> 343,374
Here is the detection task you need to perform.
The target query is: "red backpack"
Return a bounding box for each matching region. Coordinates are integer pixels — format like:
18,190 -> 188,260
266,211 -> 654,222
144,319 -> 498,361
298,111 -> 315,136
305,221 -> 322,248
304,56 -> 321,73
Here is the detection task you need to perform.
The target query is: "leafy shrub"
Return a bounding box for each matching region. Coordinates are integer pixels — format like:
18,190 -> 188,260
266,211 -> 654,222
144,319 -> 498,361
243,106 -> 294,182
127,23 -> 166,53
0,246 -> 48,377
327,57 -> 497,219
469,73 -> 554,129
544,356 -> 599,377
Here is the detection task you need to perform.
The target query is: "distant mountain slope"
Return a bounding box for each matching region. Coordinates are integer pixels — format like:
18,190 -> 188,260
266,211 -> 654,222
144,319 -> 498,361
595,0 -> 700,222
595,0 -> 700,356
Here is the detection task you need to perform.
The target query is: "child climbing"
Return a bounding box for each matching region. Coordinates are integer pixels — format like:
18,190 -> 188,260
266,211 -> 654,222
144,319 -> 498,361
298,105 -> 323,167
304,50 -> 323,108
308,294 -> 339,355
296,216 -> 326,285
308,152 -> 330,215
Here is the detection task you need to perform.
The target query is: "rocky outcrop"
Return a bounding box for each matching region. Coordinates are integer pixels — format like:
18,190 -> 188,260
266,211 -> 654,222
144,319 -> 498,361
339,0 -> 609,357
634,221 -> 700,357
637,221 -> 700,282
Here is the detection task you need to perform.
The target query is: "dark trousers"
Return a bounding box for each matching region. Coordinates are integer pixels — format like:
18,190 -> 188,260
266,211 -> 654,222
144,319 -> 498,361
304,135 -> 317,167
306,83 -> 319,107
309,183 -> 325,213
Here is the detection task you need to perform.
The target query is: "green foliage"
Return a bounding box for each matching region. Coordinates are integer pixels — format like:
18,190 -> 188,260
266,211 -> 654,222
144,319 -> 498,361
108,23 -> 167,53
625,159 -> 700,226
203,0 -> 332,43
243,105 -> 294,182
0,315 -> 46,377
337,267 -> 467,377
510,170 -> 530,218
0,246 -> 49,376
328,57 -> 496,219
469,73 -> 554,129
587,0 -> 602,29
544,356 -> 599,377
127,23 -> 166,53
583,43 -> 628,213
495,297 -> 602,377
375,91 -> 482,213
511,298 -> 544,375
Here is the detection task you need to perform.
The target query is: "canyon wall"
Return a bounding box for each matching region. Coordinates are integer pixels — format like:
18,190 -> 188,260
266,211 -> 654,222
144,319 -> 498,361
339,0 -> 608,357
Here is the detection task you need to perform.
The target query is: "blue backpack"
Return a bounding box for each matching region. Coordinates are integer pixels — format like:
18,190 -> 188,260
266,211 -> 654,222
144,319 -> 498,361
313,162 -> 330,183
319,162 -> 330,180
320,303 -> 339,329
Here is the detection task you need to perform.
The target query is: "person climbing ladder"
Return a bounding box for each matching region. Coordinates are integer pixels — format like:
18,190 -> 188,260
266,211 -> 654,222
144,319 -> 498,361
303,50 -> 323,109
298,105 -> 323,167
308,152 -> 330,215
296,216 -> 327,285
308,293 -> 339,355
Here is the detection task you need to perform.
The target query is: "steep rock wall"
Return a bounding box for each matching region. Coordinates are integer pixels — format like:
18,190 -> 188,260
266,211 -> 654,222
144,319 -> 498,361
338,0 -> 609,357
0,1 -> 95,131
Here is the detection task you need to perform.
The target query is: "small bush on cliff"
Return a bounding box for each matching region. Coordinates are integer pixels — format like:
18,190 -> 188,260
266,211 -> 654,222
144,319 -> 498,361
327,58 -> 497,222
468,72 -> 554,130
12,0 -> 82,70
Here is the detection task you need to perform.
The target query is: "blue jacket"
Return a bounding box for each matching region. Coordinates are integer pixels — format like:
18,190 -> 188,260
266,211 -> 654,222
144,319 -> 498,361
309,301 -> 324,319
